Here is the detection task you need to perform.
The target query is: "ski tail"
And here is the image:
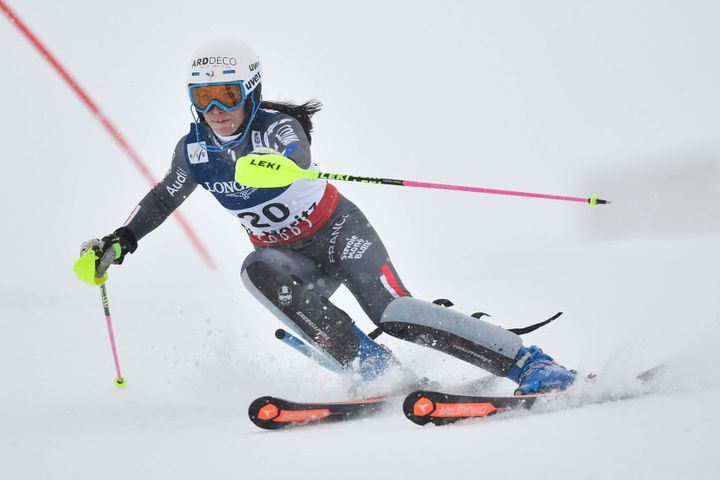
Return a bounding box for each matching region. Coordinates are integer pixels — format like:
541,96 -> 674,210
248,395 -> 393,430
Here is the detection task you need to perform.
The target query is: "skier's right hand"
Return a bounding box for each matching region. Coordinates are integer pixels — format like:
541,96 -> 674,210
74,227 -> 137,285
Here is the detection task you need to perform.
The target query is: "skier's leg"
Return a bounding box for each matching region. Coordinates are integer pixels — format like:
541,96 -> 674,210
241,247 -> 397,380
242,246 -> 341,299
317,199 -> 575,393
380,296 -> 576,393
379,297 -> 522,374
310,201 -> 523,375
310,200 -> 412,323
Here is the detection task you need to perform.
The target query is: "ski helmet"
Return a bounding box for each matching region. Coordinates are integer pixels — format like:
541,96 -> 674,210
187,39 -> 263,130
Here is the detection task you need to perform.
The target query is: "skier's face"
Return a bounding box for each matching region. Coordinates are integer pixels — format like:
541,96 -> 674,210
204,104 -> 246,136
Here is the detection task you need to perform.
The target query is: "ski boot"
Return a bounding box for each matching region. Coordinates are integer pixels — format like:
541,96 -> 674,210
352,325 -> 399,382
507,345 -> 576,395
348,326 -> 420,397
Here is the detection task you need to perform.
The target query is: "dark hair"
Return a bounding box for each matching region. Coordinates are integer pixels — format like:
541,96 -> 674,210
260,99 -> 323,144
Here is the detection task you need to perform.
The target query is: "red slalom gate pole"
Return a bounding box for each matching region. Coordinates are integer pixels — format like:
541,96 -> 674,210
1,0 -> 216,270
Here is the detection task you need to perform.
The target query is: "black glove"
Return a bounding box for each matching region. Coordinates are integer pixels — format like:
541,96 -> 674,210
79,227 -> 138,277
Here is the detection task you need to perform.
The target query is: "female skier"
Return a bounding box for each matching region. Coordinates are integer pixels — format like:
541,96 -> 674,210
78,39 -> 576,395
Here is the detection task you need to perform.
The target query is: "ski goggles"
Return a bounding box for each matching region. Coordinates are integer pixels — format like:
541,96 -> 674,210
189,81 -> 246,113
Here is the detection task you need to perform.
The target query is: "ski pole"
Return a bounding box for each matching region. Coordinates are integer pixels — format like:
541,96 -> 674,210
99,283 -> 127,388
274,329 -> 343,373
235,154 -> 610,207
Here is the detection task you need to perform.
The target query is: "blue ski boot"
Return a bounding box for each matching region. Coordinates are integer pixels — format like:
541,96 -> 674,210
507,345 -> 577,395
349,325 -> 420,397
352,325 -> 399,382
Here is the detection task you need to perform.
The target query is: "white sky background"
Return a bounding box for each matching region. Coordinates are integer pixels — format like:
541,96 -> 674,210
1,1 -> 719,478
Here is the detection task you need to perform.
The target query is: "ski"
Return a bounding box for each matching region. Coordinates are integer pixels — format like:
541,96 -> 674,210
249,366 -> 665,429
248,374 -> 500,430
403,391 -> 547,426
248,395 -> 394,430
403,364 -> 666,426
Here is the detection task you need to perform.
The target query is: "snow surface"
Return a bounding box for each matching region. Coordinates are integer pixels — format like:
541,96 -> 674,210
2,1 -> 719,478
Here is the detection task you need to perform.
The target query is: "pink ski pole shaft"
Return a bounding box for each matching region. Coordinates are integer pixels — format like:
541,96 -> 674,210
403,180 -> 609,205
317,173 -> 610,206
99,284 -> 126,387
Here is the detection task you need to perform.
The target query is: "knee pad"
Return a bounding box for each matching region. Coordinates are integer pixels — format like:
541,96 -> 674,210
242,248 -> 340,298
379,297 -> 522,376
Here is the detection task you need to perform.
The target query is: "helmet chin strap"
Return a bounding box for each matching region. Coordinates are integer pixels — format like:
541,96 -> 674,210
191,95 -> 260,153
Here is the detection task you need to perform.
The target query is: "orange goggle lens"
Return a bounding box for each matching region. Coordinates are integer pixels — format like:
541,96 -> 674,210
190,83 -> 245,112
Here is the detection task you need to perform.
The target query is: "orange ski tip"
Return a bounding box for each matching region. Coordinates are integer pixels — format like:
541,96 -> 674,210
413,397 -> 435,416
432,402 -> 498,418
257,403 -> 279,421
275,409 -> 332,423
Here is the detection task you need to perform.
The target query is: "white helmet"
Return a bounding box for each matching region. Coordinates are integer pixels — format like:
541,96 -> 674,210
186,38 -> 262,94
186,39 -> 263,150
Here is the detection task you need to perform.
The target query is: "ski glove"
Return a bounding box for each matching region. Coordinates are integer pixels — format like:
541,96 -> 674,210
74,227 -> 137,285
